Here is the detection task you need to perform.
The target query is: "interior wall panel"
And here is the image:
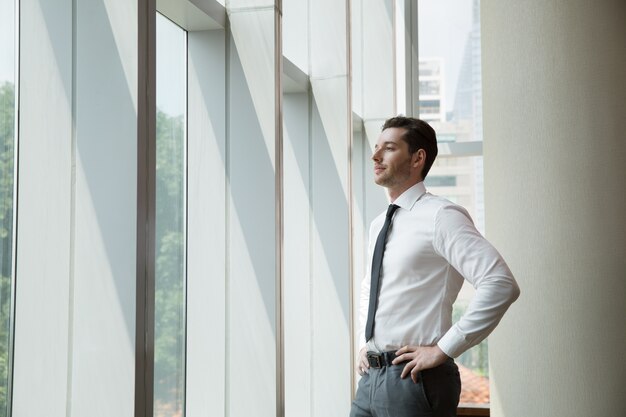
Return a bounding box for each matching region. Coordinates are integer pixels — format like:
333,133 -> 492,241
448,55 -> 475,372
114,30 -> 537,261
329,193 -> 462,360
283,91 -> 312,417
309,0 -> 352,410
186,28 -> 227,417
309,84 -> 351,416
483,1 -> 626,416
350,0 -> 395,393
227,3 -> 280,416
12,1 -> 73,415
70,0 -> 138,415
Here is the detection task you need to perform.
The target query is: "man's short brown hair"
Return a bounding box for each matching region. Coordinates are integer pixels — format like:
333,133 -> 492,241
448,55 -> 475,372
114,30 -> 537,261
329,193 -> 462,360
382,116 -> 438,179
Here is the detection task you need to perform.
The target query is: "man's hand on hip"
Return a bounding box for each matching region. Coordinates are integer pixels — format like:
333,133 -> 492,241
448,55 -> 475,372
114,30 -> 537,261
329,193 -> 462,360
392,345 -> 449,383
357,347 -> 370,376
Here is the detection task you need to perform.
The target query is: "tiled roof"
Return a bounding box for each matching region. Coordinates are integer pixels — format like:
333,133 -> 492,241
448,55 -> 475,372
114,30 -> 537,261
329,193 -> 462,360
154,402 -> 182,417
458,364 -> 490,404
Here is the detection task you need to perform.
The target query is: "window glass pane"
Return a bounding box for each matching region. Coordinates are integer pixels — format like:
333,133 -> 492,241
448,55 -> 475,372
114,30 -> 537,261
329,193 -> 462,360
427,156 -> 482,222
0,0 -> 15,415
419,0 -> 489,407
424,175 -> 457,187
155,13 -> 187,417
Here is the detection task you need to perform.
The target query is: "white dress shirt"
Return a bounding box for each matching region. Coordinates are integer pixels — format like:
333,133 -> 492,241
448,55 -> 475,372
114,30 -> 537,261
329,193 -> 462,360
360,182 -> 520,358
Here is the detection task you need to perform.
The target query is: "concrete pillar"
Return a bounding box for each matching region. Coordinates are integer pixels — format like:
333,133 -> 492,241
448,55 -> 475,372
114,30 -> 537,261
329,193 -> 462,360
186,27 -> 227,417
350,0 -> 396,390
309,0 -> 352,413
482,1 -> 626,416
226,0 -> 281,415
15,0 -> 142,415
13,1 -> 73,414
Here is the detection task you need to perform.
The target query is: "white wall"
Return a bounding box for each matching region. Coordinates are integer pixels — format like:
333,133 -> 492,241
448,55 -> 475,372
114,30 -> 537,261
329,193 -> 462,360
282,0 -> 307,73
14,0 -> 139,416
227,2 -> 280,416
186,28 -> 227,417
482,1 -> 626,416
281,0 -> 357,414
309,0 -> 353,414
71,1 -> 138,414
283,91 -> 312,417
350,0 -> 396,385
13,1 -> 72,414
12,1 -> 402,416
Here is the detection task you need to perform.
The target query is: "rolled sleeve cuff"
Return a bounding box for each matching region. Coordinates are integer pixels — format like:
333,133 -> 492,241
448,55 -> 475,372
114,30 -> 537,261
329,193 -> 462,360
437,326 -> 469,359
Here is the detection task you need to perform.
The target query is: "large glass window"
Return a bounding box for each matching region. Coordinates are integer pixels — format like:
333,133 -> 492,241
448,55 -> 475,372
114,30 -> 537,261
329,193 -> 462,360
0,0 -> 15,415
155,13 -> 187,417
419,0 -> 489,407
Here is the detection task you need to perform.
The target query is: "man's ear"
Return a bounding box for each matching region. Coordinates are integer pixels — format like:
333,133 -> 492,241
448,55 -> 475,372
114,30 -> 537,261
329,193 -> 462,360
412,149 -> 426,168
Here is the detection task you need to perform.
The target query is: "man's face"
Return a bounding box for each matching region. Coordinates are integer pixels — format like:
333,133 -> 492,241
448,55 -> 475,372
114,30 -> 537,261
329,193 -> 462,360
372,127 -> 417,189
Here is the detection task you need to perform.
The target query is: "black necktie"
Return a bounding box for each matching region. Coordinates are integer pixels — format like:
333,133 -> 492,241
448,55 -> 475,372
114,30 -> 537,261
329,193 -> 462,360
365,204 -> 399,342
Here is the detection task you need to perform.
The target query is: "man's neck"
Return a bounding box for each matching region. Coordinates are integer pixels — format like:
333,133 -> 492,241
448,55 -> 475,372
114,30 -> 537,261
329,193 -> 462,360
387,179 -> 422,202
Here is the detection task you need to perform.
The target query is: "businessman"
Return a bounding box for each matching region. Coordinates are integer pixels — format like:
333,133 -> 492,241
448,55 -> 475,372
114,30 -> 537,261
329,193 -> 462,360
350,116 -> 520,417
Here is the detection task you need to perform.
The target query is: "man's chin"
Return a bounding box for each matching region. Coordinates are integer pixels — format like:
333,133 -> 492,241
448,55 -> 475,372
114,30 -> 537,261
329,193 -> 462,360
374,177 -> 390,187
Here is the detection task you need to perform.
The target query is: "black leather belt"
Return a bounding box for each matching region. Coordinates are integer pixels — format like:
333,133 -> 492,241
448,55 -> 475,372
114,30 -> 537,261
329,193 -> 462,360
366,351 -> 398,369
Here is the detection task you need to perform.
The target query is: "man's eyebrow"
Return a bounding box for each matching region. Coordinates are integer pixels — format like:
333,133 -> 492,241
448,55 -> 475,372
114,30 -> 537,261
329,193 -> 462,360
374,141 -> 398,148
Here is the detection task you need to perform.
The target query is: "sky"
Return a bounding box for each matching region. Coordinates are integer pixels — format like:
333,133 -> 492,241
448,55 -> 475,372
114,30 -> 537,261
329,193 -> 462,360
0,0 -> 15,84
156,13 -> 187,117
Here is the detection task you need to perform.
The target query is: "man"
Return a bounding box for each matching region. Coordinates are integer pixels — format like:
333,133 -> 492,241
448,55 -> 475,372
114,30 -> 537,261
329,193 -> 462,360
350,117 -> 520,417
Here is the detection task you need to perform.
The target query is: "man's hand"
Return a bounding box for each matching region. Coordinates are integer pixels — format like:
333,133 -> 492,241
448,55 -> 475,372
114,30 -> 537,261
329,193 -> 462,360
392,345 -> 449,383
357,347 -> 370,376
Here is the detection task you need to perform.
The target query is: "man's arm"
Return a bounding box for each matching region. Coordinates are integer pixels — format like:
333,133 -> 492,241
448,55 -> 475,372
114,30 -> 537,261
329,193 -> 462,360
433,204 -> 520,358
393,204 -> 519,381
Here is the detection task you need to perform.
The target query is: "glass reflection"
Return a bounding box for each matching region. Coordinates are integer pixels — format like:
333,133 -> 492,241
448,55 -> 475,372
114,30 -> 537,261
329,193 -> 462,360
155,13 -> 187,417
0,0 -> 15,415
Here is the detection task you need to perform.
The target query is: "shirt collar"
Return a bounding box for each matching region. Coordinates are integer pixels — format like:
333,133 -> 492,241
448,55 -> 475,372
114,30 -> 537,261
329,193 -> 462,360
391,182 -> 427,211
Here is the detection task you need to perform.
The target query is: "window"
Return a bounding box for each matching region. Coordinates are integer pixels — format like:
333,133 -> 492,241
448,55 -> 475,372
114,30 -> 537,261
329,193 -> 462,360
438,134 -> 456,143
0,0 -> 16,415
419,80 -> 441,96
419,100 -> 442,114
155,13 -> 187,417
425,175 -> 457,187
419,0 -> 489,408
419,59 -> 441,77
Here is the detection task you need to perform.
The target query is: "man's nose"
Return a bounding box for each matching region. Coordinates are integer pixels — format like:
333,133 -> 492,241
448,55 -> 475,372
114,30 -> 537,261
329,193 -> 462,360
372,149 -> 381,162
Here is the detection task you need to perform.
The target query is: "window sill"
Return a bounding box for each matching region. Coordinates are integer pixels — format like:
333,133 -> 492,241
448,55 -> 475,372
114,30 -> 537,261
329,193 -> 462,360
457,405 -> 490,416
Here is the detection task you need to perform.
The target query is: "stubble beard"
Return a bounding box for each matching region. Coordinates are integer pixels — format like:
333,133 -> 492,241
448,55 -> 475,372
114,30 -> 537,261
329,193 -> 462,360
374,162 -> 412,189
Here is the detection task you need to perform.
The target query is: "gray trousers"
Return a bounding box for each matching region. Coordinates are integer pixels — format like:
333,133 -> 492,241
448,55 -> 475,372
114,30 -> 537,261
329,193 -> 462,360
350,358 -> 461,417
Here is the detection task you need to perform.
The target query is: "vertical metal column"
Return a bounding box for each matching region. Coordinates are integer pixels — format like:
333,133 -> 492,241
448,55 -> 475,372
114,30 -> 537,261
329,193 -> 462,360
135,0 -> 156,416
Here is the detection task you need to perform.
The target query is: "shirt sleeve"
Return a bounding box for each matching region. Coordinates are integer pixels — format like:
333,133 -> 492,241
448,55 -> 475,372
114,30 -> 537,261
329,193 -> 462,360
432,204 -> 520,358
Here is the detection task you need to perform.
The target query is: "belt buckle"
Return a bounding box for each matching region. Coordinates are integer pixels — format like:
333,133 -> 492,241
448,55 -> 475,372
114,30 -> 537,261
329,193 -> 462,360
367,353 -> 383,369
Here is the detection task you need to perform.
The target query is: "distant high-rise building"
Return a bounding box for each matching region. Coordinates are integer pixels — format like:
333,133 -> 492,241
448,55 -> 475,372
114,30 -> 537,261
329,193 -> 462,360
453,36 -> 473,122
420,0 -> 485,234
418,58 -> 445,122
469,0 -> 485,233
453,0 -> 482,138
